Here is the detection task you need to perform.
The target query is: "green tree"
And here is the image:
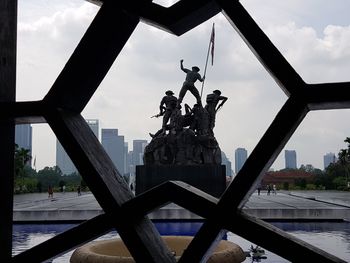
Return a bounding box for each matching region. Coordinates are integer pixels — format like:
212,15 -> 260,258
14,144 -> 32,179
36,166 -> 63,191
322,137 -> 350,190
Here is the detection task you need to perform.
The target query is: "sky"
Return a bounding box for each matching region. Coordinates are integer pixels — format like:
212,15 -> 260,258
16,0 -> 350,171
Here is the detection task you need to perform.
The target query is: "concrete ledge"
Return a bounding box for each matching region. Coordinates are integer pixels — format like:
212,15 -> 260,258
12,192 -> 350,222
244,208 -> 350,221
13,209 -> 104,222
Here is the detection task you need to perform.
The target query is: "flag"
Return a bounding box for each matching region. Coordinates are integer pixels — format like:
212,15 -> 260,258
210,23 -> 215,65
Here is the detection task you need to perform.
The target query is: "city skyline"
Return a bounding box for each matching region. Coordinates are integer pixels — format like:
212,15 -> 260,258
19,0 -> 350,171
20,122 -> 343,172
56,119 -> 99,175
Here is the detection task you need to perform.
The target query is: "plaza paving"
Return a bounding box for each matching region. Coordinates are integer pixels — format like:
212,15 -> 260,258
13,190 -> 350,222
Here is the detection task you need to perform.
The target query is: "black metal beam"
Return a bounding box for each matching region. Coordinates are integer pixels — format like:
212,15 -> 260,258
220,96 -> 308,209
179,96 -> 308,262
12,214 -> 112,263
45,109 -> 175,262
218,0 -> 305,96
305,82 -> 350,110
226,212 -> 347,263
44,1 -> 139,113
0,0 -> 17,261
0,101 -> 46,124
122,181 -> 218,219
136,0 -> 221,36
85,0 -> 221,36
179,221 -> 225,263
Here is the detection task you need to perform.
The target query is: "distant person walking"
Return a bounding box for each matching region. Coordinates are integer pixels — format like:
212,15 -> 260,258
77,185 -> 81,196
48,185 -> 53,199
267,184 -> 271,195
273,184 -> 277,195
257,183 -> 262,196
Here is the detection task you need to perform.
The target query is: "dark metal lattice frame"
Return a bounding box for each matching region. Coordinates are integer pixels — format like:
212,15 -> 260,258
1,0 -> 349,262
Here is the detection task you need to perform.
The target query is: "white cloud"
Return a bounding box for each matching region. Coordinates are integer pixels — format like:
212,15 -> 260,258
19,1 -> 350,170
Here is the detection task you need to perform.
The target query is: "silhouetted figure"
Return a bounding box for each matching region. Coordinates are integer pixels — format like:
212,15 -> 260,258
177,59 -> 204,107
267,184 -> 271,195
48,185 -> 53,199
159,90 -> 177,131
77,185 -> 81,196
257,183 -> 262,195
205,90 -> 227,134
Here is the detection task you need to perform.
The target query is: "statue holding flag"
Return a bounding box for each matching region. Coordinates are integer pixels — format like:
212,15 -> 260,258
144,22 -> 225,165
138,22 -> 228,199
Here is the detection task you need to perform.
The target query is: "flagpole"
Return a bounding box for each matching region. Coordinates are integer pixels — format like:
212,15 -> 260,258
200,23 -> 214,98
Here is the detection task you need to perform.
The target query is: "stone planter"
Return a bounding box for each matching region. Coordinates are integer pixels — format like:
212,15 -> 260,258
70,236 -> 245,263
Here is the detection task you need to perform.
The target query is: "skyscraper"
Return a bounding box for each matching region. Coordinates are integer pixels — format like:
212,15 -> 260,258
324,152 -> 336,170
235,148 -> 247,174
285,150 -> 297,169
86,119 -> 99,141
56,119 -> 99,175
132,140 -> 148,166
15,124 -> 32,167
101,129 -> 125,175
124,142 -> 129,174
130,140 -> 148,175
221,151 -> 232,176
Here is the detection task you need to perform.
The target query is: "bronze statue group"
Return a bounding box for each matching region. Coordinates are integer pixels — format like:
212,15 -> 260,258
144,60 -> 227,165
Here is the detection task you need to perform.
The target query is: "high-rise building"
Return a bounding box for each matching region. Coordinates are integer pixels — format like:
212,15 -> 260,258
101,129 -> 125,175
56,119 -> 99,175
86,119 -> 99,141
235,148 -> 247,174
130,140 -> 148,175
124,142 -> 129,174
132,140 -> 148,166
324,152 -> 337,170
221,151 -> 232,176
127,150 -> 133,174
285,150 -> 297,169
15,124 -> 33,167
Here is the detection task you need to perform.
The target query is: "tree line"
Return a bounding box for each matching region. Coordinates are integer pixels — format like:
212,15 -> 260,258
268,137 -> 350,191
14,144 -> 86,194
14,137 -> 350,194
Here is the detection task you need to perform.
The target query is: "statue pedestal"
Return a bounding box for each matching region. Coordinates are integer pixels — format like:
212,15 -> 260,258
136,165 -> 226,198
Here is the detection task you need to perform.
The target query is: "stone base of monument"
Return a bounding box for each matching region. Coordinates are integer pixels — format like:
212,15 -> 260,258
136,165 -> 226,198
70,236 -> 246,263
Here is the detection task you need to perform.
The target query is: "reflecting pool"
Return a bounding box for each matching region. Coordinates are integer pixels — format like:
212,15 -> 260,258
12,221 -> 350,262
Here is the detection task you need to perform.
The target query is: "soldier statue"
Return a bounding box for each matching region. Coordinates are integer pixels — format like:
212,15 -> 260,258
205,89 -> 227,134
177,59 -> 205,107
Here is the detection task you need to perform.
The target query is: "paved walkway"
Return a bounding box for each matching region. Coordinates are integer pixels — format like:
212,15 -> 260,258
12,190 -> 350,222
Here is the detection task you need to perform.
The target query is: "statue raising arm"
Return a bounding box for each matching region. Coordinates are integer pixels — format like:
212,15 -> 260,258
216,96 -> 228,112
180,59 -> 189,73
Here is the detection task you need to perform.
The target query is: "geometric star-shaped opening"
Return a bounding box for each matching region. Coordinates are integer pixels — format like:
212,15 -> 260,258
84,17 -> 287,163
4,1 -> 349,262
